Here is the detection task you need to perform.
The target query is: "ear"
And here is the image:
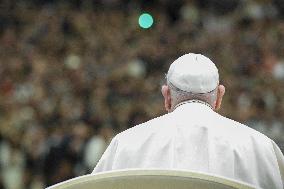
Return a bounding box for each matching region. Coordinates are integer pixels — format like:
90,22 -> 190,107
161,85 -> 171,112
215,85 -> 225,111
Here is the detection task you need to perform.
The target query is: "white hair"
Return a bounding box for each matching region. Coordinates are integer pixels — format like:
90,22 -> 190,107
167,82 -> 218,109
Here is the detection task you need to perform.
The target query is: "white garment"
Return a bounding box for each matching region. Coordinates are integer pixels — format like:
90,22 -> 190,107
92,102 -> 284,189
0,141 -> 25,189
84,135 -> 107,170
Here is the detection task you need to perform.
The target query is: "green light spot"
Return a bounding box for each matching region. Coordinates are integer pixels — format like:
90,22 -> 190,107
139,13 -> 154,29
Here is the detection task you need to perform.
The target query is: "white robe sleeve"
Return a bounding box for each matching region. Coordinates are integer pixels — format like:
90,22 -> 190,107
272,141 -> 284,187
91,136 -> 118,174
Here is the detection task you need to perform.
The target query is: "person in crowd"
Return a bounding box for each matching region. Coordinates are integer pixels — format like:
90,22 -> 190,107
92,53 -> 284,189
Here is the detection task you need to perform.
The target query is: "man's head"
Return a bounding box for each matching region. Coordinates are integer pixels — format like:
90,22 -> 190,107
161,53 -> 225,112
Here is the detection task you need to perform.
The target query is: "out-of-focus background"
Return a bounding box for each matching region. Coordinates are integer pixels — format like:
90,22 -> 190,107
0,0 -> 283,188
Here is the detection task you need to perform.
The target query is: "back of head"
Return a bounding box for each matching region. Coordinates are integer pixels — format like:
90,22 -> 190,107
166,53 -> 220,109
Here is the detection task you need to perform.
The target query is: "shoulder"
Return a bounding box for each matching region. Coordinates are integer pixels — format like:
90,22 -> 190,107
115,113 -> 171,142
216,113 -> 274,145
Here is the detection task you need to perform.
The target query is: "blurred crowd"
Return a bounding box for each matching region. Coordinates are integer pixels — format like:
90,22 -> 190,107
0,0 -> 283,188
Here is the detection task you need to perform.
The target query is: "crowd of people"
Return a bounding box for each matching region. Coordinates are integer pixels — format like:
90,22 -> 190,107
0,0 -> 283,188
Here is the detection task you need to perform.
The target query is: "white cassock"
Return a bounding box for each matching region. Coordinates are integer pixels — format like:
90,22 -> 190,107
92,102 -> 284,189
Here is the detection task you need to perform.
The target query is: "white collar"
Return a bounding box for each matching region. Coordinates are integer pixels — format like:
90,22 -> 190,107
173,100 -> 213,112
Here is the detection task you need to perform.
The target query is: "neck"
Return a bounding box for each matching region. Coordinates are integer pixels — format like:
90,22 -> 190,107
172,99 -> 213,112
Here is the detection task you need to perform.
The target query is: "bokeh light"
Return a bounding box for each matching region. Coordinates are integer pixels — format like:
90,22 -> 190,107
138,13 -> 154,29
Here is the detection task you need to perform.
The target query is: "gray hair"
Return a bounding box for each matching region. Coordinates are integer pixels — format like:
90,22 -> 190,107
167,81 -> 218,109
